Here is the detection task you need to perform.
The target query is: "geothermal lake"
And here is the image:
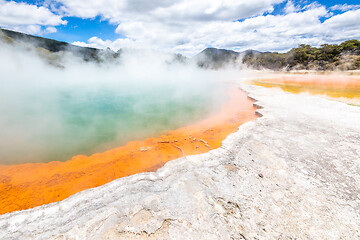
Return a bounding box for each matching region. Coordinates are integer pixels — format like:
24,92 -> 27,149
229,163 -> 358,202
0,79 -> 225,164
0,45 -> 235,165
0,83 -> 258,214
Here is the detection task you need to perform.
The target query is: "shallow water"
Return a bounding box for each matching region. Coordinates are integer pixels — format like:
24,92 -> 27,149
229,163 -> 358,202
249,74 -> 360,104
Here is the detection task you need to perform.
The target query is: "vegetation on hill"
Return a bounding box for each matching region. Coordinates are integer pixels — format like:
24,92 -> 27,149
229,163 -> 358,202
242,40 -> 360,71
195,40 -> 360,71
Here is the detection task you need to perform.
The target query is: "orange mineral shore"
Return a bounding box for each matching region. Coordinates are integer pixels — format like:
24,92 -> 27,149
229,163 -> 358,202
0,88 -> 258,215
250,74 -> 360,99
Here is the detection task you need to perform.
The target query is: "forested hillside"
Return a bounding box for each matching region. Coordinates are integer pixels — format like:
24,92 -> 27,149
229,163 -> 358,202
242,40 -> 360,71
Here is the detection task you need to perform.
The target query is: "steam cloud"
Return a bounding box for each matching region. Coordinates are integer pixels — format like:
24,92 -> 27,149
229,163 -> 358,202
0,41 -> 232,164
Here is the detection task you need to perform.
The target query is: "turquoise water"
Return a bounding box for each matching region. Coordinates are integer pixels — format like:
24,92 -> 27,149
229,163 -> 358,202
0,81 -> 222,164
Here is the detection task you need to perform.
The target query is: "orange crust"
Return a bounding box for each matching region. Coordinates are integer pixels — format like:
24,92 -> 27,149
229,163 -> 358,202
250,75 -> 360,99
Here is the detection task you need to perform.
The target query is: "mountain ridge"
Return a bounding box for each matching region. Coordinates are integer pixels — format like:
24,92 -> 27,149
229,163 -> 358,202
0,28 -> 120,62
1,28 -> 359,71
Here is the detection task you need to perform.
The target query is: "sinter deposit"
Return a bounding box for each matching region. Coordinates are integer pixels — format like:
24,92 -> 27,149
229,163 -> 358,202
0,84 -> 359,239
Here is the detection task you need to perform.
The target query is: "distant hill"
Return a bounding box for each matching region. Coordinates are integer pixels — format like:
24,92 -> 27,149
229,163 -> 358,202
0,28 -> 120,62
0,28 -> 187,67
194,48 -> 237,69
1,28 -> 359,71
193,48 -> 264,69
195,41 -> 360,71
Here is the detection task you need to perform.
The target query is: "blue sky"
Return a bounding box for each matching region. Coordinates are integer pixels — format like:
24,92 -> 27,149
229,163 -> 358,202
1,0 -> 359,55
49,17 -> 120,43
7,0 -> 122,43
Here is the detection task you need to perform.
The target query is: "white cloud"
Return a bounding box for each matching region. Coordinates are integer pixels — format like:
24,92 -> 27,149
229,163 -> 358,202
10,25 -> 42,35
55,0 -> 285,21
322,9 -> 360,42
2,0 -> 359,56
330,4 -> 360,12
55,0 -> 285,55
45,26 -> 57,34
284,0 -> 300,14
324,9 -> 360,29
73,37 -> 139,51
82,3 -> 359,56
0,0 -> 66,34
73,3 -> 334,56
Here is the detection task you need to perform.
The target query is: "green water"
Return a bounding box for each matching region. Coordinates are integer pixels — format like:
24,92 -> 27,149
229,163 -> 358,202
0,82 -> 220,164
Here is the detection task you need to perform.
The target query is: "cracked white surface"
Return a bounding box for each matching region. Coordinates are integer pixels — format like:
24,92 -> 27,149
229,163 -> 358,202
0,84 -> 359,239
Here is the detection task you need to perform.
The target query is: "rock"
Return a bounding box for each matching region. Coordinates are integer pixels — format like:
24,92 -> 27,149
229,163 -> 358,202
138,146 -> 152,152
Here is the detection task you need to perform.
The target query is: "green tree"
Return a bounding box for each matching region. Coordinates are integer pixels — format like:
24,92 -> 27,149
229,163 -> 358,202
340,39 -> 360,52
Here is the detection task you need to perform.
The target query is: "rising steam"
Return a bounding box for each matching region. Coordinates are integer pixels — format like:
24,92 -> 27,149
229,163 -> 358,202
0,41 -> 231,164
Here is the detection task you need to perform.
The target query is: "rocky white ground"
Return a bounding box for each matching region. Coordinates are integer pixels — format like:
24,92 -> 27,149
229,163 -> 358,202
0,84 -> 359,240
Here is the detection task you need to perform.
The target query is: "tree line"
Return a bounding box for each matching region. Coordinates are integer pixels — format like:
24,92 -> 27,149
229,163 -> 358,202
242,40 -> 360,71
